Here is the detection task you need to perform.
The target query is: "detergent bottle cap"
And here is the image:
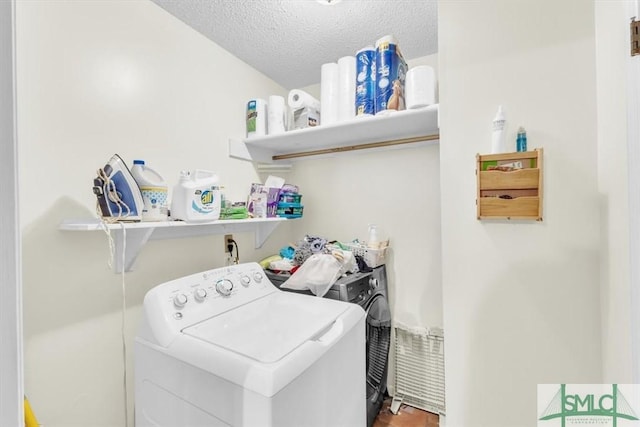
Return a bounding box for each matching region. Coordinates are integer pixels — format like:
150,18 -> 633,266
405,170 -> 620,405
179,170 -> 190,180
133,159 -> 145,165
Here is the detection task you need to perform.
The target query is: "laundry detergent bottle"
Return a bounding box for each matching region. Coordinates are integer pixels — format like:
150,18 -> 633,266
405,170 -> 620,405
130,160 -> 168,221
170,170 -> 221,222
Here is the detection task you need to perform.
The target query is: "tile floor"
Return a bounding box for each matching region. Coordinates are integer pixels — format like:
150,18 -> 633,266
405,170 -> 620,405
372,397 -> 439,427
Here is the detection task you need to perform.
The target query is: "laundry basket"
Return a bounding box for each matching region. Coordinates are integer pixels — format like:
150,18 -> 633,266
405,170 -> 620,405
342,242 -> 388,268
390,323 -> 445,415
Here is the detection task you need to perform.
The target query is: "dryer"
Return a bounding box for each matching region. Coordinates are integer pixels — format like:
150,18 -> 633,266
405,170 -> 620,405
266,265 -> 391,427
135,262 -> 366,427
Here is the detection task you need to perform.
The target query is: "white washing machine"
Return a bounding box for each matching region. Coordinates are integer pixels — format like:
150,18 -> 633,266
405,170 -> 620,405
135,262 -> 366,427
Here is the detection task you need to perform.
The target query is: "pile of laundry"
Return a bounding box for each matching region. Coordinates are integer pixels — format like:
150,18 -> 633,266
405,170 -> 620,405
260,235 -> 372,297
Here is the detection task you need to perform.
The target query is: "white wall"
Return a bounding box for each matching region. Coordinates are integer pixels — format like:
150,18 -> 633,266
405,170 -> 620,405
16,1 -> 294,426
289,55 -> 441,399
594,0 -> 632,383
439,1 -> 602,425
625,0 -> 640,384
294,54 -> 442,331
18,1 -> 633,426
0,0 -> 24,425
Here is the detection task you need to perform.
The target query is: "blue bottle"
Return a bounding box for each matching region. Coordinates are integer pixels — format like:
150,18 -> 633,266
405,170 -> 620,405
516,127 -> 527,152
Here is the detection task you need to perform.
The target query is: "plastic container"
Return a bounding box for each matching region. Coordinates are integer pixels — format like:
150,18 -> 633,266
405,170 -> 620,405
170,170 -> 221,222
278,192 -> 302,204
516,126 -> 527,152
367,224 -> 380,248
130,160 -> 168,221
246,99 -> 267,138
491,105 -> 507,154
276,203 -> 303,218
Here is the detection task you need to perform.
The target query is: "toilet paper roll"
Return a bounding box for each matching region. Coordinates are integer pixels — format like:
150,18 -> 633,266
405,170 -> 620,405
320,62 -> 339,126
355,46 -> 375,117
288,89 -> 321,112
246,98 -> 267,139
267,95 -> 287,135
405,65 -> 436,109
338,55 -> 356,121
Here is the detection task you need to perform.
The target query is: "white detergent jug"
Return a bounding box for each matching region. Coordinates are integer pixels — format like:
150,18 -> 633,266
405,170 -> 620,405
131,160 -> 168,221
170,170 -> 221,222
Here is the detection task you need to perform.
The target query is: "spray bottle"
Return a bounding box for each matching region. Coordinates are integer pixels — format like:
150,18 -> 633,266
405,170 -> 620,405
516,126 -> 528,152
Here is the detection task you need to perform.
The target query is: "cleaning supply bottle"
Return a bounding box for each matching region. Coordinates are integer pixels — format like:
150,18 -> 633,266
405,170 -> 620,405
491,105 -> 507,154
170,170 -> 221,222
516,126 -> 527,152
130,160 -> 168,221
367,224 -> 380,249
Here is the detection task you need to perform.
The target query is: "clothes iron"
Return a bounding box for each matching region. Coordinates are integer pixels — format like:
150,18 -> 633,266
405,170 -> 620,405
93,154 -> 144,221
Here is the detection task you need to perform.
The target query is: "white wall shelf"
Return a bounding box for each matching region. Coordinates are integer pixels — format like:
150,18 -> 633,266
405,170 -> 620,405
229,104 -> 439,163
59,217 -> 291,273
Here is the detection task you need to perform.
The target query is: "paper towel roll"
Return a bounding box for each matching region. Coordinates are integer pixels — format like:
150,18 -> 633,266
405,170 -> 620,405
246,98 -> 267,139
267,95 -> 287,135
405,65 -> 436,109
338,56 -> 356,121
288,89 -> 320,112
320,62 -> 339,126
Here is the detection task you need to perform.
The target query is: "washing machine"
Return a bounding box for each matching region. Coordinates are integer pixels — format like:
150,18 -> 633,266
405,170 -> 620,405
135,262 -> 366,427
265,265 -> 391,427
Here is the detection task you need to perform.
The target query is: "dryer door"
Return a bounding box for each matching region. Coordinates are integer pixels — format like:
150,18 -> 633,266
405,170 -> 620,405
365,293 -> 391,426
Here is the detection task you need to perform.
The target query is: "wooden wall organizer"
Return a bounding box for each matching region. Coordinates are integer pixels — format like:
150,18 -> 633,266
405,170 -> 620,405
476,148 -> 543,220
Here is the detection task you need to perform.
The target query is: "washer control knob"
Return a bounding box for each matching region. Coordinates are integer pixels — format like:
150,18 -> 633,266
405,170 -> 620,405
253,272 -> 263,283
194,288 -> 207,302
215,279 -> 234,296
369,277 -> 379,289
240,275 -> 251,287
173,293 -> 188,308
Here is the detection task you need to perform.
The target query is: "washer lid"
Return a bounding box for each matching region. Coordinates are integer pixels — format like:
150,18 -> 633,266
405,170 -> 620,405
183,292 -> 349,363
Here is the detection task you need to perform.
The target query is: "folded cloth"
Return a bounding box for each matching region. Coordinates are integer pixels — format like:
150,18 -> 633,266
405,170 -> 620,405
269,258 -> 295,272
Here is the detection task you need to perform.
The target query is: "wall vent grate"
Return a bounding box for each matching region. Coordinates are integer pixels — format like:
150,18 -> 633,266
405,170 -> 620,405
390,324 -> 445,415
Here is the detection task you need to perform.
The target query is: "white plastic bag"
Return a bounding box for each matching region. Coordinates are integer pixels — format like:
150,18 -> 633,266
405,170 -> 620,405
281,254 -> 343,297
281,250 -> 357,297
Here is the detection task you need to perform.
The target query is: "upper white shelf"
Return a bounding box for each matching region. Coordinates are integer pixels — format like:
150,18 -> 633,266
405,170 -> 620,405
229,104 -> 439,163
60,217 -> 291,273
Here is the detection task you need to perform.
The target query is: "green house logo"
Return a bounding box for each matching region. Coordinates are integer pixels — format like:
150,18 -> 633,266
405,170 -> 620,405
539,384 -> 639,426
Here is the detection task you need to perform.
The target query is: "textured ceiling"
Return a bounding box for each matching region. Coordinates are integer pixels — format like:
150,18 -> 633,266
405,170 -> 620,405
150,0 -> 438,89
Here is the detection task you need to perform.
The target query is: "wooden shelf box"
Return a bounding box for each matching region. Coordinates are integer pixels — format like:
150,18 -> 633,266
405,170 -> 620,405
476,148 -> 543,220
